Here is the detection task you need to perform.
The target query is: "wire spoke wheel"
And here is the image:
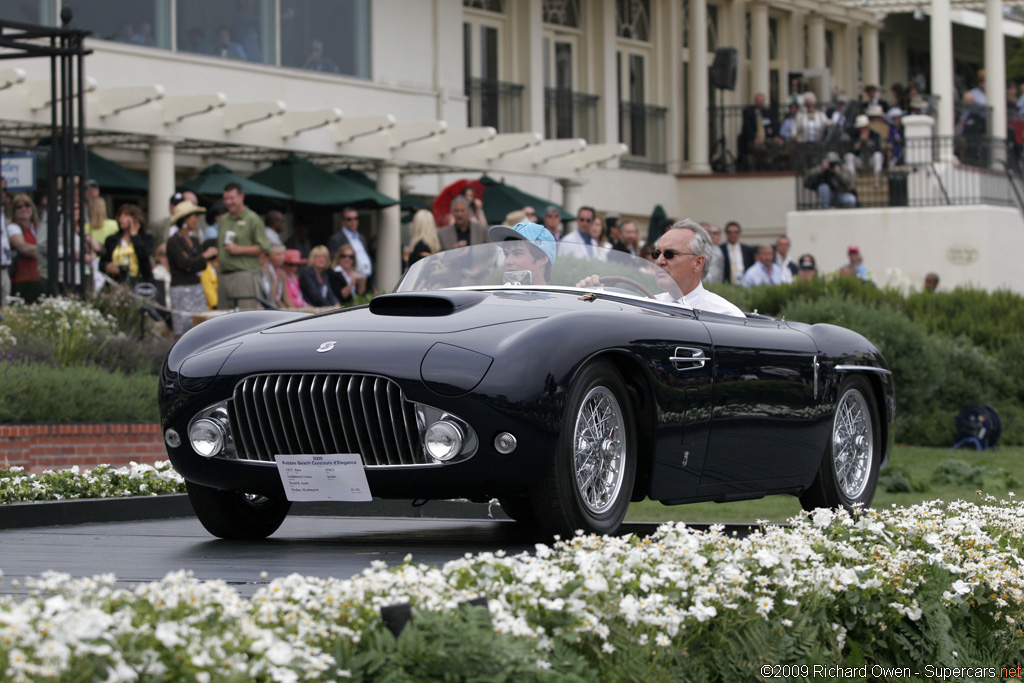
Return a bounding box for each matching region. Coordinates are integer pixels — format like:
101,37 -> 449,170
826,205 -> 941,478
572,386 -> 626,516
800,374 -> 881,513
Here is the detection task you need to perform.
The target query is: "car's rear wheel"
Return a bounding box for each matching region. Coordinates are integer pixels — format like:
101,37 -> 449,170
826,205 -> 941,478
185,480 -> 292,539
530,360 -> 636,537
800,375 -> 881,513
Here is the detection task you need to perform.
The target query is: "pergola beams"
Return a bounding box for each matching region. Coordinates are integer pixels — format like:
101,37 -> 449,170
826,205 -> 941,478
1,75 -> 625,180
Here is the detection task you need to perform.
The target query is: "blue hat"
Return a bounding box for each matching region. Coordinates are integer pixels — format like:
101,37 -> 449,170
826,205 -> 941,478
489,221 -> 557,264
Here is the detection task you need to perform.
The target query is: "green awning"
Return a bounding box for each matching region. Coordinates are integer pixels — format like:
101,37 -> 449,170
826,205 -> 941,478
335,168 -> 431,211
648,204 -> 668,246
42,147 -> 149,192
250,155 -> 399,208
477,176 -> 572,224
182,163 -> 291,199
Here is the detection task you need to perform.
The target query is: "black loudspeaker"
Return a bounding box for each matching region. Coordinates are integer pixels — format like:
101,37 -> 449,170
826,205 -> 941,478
709,47 -> 738,91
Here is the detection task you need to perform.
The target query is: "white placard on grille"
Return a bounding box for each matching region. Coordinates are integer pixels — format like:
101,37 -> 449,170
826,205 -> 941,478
274,454 -> 372,502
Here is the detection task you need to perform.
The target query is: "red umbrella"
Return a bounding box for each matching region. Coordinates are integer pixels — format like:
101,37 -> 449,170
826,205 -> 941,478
432,178 -> 485,227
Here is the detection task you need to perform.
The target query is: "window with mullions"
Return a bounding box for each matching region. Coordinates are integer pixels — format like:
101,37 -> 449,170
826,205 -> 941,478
279,0 -> 371,78
60,0 -> 168,50
464,0 -> 505,12
617,0 -> 650,42
177,0 -> 274,65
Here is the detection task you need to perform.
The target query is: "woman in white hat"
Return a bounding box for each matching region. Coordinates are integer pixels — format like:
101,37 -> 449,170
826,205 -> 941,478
166,200 -> 218,336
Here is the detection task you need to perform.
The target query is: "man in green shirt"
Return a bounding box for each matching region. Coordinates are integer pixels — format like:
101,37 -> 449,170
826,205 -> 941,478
217,182 -> 272,310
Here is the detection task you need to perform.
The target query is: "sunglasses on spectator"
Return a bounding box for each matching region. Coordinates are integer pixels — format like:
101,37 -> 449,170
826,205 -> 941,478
14,203 -> 31,209
340,253 -> 355,258
652,249 -> 699,261
578,217 -> 593,223
709,230 -> 721,236
344,215 -> 358,221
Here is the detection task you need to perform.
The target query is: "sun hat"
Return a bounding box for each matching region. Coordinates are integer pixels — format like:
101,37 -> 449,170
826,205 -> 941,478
885,107 -> 905,124
865,104 -> 885,117
825,151 -> 842,164
283,249 -> 307,266
171,199 -> 206,226
909,96 -> 929,111
854,114 -> 869,128
489,221 -> 557,264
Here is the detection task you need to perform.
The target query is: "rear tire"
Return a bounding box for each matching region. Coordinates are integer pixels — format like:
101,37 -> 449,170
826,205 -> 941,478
185,480 -> 292,539
800,375 -> 881,513
529,360 -> 637,537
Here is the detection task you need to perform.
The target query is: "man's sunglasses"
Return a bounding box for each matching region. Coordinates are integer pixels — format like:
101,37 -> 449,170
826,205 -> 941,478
652,249 -> 699,260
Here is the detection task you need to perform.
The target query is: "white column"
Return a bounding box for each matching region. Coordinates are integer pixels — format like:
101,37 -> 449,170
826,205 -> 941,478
807,14 -> 825,72
931,0 -> 954,140
862,23 -> 879,94
687,0 -> 710,173
375,162 -> 402,292
789,10 -> 804,70
593,0 -> 619,147
514,0 -> 545,135
662,0 -> 684,174
147,137 -> 175,233
844,23 -> 858,97
750,3 -> 770,101
985,0 -> 1006,145
728,0 -> 747,105
559,178 -> 583,216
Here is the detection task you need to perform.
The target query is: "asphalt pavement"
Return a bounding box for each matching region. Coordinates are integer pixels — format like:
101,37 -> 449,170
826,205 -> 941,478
0,497 -> 668,597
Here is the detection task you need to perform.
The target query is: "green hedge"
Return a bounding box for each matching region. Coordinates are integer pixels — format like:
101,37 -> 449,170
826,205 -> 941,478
0,363 -> 159,423
708,279 -> 1024,446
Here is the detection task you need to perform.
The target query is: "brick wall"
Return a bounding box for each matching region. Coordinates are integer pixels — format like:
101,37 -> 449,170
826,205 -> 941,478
0,424 -> 167,473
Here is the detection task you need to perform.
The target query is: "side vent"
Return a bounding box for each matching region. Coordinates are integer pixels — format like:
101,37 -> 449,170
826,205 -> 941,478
369,291 -> 488,317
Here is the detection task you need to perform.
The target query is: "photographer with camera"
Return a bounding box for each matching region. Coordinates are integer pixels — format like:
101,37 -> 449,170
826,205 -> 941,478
804,151 -> 858,209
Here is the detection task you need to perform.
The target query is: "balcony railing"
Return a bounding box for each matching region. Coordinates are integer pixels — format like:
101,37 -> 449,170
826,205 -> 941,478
794,136 -> 1021,211
465,77 -> 525,133
544,88 -> 600,142
619,101 -> 668,173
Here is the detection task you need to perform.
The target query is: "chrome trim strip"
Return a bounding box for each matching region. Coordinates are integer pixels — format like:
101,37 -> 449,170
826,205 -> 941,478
834,364 -> 892,375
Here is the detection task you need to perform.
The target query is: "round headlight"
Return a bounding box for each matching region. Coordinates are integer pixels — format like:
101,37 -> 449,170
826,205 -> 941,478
189,418 -> 225,458
164,428 -> 181,449
494,432 -> 517,455
424,420 -> 464,462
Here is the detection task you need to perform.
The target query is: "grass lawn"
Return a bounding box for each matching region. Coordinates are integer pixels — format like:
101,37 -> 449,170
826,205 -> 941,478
626,445 -> 1022,525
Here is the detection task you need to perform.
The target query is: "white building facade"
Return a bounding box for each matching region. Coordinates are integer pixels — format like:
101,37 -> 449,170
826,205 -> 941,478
1,0 -> 1022,290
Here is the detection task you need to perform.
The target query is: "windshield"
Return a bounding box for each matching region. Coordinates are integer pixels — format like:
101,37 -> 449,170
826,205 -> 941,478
396,243 -> 686,302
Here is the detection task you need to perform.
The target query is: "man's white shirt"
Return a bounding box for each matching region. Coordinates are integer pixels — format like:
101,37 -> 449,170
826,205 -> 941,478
655,282 -> 744,317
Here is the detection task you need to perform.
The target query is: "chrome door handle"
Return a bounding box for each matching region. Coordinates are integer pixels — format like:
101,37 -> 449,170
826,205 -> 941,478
670,347 -> 706,371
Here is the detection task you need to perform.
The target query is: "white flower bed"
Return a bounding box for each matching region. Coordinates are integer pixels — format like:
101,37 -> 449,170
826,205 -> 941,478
0,462 -> 185,504
1,496 -> 1022,680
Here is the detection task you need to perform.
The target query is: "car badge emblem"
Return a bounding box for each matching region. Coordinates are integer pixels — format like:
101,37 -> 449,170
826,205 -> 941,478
316,341 -> 337,353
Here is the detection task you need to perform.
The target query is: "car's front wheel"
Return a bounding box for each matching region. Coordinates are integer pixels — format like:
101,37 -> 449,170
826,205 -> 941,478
800,375 -> 881,513
185,480 -> 292,539
530,360 -> 636,537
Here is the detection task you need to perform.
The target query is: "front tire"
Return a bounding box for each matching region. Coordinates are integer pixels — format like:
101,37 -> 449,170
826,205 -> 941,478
800,375 -> 881,513
529,360 -> 637,537
185,480 -> 292,539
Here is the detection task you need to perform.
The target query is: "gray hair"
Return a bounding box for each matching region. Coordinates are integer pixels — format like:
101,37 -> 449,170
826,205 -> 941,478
668,218 -> 714,278
450,196 -> 469,210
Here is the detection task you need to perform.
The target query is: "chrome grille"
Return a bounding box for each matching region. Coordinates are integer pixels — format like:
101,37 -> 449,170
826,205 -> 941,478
227,373 -> 426,466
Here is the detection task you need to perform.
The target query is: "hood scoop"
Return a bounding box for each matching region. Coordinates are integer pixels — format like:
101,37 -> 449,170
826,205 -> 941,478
369,291 -> 489,317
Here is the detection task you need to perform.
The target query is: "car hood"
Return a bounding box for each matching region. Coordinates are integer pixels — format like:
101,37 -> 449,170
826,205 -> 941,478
260,289 -> 622,335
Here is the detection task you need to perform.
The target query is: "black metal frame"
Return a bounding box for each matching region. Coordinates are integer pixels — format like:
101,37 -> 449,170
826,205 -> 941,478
0,13 -> 92,297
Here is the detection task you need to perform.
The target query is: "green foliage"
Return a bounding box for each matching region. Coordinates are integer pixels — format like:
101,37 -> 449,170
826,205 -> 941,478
335,603 -> 590,682
1,295 -> 116,367
0,362 -> 159,423
878,465 -> 927,494
0,461 -> 185,503
930,458 -> 1020,490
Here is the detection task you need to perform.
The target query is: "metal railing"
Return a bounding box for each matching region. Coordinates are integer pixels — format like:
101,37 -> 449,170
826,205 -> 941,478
544,88 -> 600,142
619,101 -> 668,173
465,77 -> 525,133
794,136 -> 1021,211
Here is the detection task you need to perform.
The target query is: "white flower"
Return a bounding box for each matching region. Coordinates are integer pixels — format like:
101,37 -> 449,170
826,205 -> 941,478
655,632 -> 671,647
154,622 -> 185,648
811,508 -> 834,528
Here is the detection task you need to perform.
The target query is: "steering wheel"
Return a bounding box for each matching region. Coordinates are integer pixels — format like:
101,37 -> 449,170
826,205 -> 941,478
598,275 -> 656,298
